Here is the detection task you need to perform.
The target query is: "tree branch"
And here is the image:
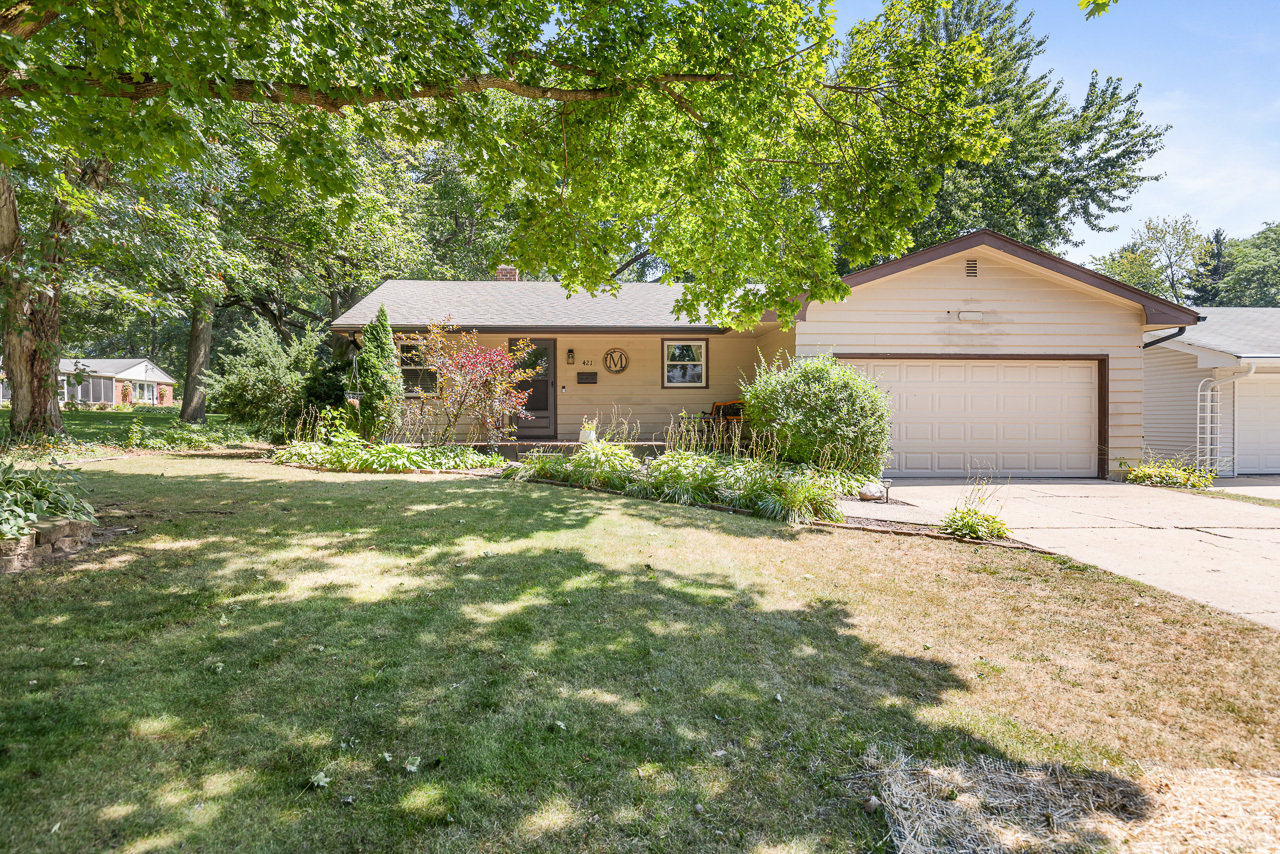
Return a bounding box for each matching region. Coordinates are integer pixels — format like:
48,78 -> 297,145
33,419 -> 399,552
612,248 -> 651,280
1,3 -> 58,40
0,70 -> 739,110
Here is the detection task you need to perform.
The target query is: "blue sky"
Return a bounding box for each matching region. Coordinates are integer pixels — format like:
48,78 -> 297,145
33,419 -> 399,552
830,0 -> 1280,262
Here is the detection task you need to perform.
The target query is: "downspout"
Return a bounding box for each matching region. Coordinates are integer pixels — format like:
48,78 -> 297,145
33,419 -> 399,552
1143,323 -> 1194,349
1201,361 -> 1257,475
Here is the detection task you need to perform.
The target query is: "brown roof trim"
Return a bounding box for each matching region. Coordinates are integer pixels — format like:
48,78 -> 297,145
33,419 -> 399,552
839,229 -> 1201,328
332,324 -> 731,335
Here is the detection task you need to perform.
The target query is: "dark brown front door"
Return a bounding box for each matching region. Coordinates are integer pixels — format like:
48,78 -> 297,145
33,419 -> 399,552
512,338 -> 556,439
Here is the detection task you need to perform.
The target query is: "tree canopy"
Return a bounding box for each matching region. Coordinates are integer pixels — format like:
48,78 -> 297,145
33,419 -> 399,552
883,0 -> 1164,256
1,0 -> 1008,435
1219,223 -> 1280,308
1091,215 -> 1208,304
3,0 -> 1002,325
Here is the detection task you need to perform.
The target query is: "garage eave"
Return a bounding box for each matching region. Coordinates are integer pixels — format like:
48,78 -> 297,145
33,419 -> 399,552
842,229 -> 1201,329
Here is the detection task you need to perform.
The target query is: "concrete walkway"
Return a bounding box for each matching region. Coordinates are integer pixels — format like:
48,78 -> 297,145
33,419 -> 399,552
842,479 -> 1280,630
1211,475 -> 1280,502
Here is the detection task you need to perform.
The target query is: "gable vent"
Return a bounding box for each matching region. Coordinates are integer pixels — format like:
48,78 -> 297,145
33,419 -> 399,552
964,259 -> 978,277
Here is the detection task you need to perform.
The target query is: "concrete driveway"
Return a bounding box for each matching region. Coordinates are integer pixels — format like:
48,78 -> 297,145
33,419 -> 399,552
1212,475 -> 1280,501
843,479 -> 1280,630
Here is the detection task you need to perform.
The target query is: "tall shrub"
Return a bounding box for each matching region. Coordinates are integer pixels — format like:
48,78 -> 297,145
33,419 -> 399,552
204,320 -> 323,441
396,322 -> 536,447
355,305 -> 405,441
741,354 -> 891,478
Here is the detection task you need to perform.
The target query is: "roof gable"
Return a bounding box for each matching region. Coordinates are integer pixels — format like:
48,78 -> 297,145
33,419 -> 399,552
840,230 -> 1201,328
59,358 -> 176,383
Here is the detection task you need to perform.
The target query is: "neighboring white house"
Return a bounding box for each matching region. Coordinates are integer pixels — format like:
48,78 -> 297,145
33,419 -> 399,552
1143,307 -> 1280,476
0,358 -> 177,407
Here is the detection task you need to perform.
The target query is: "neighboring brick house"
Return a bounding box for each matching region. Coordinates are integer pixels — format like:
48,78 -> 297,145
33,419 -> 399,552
0,358 -> 177,407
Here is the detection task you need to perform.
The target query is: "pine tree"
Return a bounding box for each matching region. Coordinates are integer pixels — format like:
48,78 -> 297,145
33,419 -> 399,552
355,305 -> 405,441
1189,228 -> 1231,307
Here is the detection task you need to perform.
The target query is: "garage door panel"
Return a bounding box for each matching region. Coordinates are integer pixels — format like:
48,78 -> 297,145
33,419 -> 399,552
1065,452 -> 1097,470
1000,452 -> 1031,472
937,423 -> 966,441
1065,365 -> 1095,383
1033,394 -> 1063,413
968,423 -> 997,442
1001,423 -> 1030,441
1236,379 -> 1280,474
1001,394 -> 1031,412
846,358 -> 1099,478
904,364 -> 934,381
1066,394 -> 1095,413
903,422 -> 933,441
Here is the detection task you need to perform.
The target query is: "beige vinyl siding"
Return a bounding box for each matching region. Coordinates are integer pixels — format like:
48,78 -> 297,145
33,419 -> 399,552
431,330 -> 781,441
1142,345 -> 1210,460
795,250 -> 1147,475
753,326 -> 797,369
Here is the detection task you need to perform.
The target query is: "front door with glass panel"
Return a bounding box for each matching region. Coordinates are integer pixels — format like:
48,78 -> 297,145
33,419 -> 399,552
512,338 -> 556,439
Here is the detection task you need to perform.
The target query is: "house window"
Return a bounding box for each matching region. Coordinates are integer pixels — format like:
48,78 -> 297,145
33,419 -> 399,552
132,381 -> 156,404
399,344 -> 437,396
662,339 -> 708,388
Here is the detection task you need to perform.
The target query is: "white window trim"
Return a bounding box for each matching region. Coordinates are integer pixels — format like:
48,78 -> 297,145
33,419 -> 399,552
661,338 -> 709,389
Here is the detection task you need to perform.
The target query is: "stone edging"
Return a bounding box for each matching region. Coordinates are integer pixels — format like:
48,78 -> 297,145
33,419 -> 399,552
1,517 -> 94,572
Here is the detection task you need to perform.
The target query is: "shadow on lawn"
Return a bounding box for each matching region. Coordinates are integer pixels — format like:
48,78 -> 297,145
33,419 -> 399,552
0,467 -> 1151,852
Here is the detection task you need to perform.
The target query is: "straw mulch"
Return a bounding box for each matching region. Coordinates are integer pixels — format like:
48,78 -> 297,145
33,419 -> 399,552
859,746 -> 1280,853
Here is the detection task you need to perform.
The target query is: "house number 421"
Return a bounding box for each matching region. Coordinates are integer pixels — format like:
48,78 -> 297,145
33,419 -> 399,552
581,359 -> 593,366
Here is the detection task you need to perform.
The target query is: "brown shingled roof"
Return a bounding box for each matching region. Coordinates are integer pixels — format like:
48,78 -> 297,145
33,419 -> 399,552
331,280 -> 725,333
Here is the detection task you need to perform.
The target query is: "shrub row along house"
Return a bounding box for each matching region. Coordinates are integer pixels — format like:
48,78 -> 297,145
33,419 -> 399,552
333,230 -> 1279,479
0,358 -> 176,407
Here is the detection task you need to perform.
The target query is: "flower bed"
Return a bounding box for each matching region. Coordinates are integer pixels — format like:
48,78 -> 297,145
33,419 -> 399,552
503,443 -> 877,524
274,441 -> 504,474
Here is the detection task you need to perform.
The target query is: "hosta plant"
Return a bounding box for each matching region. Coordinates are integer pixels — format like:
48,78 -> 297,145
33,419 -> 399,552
0,463 -> 96,538
940,505 -> 1010,541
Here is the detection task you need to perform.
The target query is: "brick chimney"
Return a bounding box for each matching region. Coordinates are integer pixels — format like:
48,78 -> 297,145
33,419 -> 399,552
495,265 -> 518,281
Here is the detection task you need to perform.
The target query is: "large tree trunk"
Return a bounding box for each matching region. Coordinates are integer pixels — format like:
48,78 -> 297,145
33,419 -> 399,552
3,159 -> 112,437
2,170 -> 64,437
0,170 -> 42,433
180,295 -> 212,423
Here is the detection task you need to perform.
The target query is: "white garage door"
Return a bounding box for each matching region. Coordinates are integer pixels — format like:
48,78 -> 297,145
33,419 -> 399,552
843,358 -> 1100,478
1236,378 -> 1280,474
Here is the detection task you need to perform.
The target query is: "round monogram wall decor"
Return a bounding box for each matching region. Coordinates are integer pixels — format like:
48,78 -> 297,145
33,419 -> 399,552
603,348 -> 629,374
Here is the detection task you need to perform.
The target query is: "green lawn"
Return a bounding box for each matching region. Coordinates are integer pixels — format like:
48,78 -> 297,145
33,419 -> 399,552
37,409 -> 231,444
1,455 -> 1276,852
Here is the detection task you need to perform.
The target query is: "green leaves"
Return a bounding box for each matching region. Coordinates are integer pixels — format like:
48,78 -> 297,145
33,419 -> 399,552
1219,223 -> 1280,308
1078,0 -> 1117,20
895,0 -> 1164,255
7,0 -> 1003,328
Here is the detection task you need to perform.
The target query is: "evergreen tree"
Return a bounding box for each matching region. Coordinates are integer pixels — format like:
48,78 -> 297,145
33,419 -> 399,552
355,305 -> 405,441
1189,228 -> 1231,307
